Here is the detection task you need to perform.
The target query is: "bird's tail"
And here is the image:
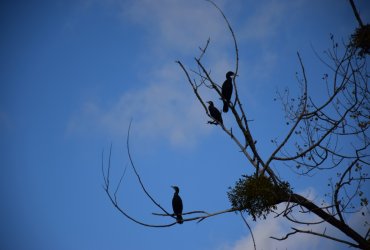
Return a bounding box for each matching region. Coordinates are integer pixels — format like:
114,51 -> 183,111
223,100 -> 229,113
176,214 -> 183,224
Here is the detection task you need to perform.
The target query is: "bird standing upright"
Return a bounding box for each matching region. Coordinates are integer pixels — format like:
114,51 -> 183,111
207,101 -> 223,125
171,186 -> 183,224
221,71 -> 235,112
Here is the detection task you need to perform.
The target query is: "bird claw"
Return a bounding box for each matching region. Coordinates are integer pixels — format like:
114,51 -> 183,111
207,120 -> 218,125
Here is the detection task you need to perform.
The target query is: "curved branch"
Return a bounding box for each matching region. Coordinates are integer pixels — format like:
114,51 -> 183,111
240,212 -> 257,250
334,159 -> 359,224
153,207 -> 238,224
271,227 -> 360,248
126,120 -> 172,217
102,144 -> 177,227
205,0 -> 268,176
104,188 -> 177,228
206,0 -> 239,74
153,210 -> 209,216
103,122 -> 240,227
288,193 -> 370,249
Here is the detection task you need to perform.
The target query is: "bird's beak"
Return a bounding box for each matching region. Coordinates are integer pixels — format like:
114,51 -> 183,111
171,186 -> 175,189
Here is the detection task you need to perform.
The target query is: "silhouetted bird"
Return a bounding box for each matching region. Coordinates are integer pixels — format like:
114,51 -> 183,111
172,186 -> 183,224
207,101 -> 223,125
221,71 -> 235,113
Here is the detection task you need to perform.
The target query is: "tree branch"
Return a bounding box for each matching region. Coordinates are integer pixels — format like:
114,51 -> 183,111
348,0 -> 364,27
271,227 -> 360,248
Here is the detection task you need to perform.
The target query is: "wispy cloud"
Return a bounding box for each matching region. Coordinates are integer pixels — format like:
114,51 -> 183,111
239,1 -> 287,42
236,0 -> 307,84
67,63 -> 212,148
66,0 -> 309,148
218,187 -> 368,250
119,0 -> 229,53
238,0 -> 307,42
66,0 -> 240,147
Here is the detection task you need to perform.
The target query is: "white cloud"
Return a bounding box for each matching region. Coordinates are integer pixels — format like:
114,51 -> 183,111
67,63 -> 212,148
225,212 -> 323,249
66,0 -> 311,148
238,0 -> 307,42
219,187 -> 367,250
118,0 -> 230,54
239,1 -> 286,42
66,0 -> 244,148
235,0 -> 308,87
227,218 -> 322,250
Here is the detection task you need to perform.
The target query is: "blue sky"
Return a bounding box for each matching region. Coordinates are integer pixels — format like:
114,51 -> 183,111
1,0 -> 369,249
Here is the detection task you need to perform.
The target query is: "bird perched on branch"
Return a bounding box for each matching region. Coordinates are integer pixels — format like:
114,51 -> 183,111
207,101 -> 223,125
221,71 -> 235,112
172,186 -> 183,224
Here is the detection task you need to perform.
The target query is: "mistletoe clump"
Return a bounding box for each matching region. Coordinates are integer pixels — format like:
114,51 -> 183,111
228,174 -> 291,220
350,24 -> 370,57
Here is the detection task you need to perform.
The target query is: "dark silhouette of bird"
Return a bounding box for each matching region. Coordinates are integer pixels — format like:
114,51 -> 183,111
207,101 -> 223,125
171,186 -> 183,224
221,71 -> 235,112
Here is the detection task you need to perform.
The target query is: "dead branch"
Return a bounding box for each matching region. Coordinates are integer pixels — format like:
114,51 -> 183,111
271,227 -> 359,248
240,212 -> 257,250
102,1 -> 369,248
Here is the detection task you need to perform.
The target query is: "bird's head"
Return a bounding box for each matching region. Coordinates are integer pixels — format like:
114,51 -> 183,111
226,71 -> 235,78
171,186 -> 180,193
207,101 -> 214,106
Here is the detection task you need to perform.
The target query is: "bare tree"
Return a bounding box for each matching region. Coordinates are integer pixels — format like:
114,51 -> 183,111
102,1 -> 369,249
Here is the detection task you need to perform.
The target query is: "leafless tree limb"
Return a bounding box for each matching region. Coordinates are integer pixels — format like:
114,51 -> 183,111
240,212 -> 257,250
102,1 -> 369,248
349,0 -> 364,27
102,120 -> 242,227
271,227 -> 360,248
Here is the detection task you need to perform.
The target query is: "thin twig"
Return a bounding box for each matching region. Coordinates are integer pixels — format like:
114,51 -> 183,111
240,212 -> 257,250
126,120 -> 172,217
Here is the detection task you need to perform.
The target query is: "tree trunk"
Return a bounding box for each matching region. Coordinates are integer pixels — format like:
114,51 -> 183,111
288,193 -> 369,249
